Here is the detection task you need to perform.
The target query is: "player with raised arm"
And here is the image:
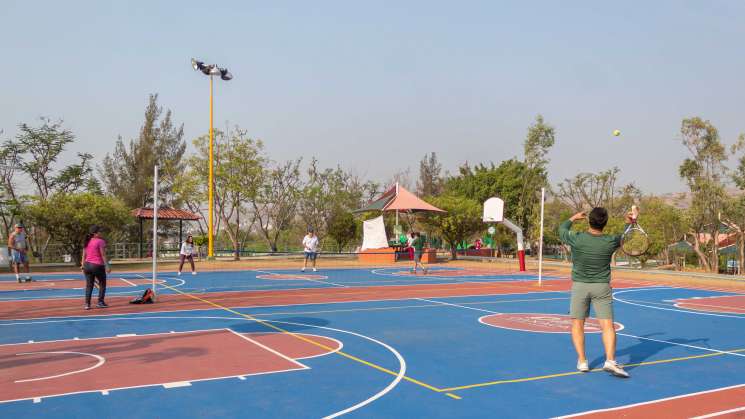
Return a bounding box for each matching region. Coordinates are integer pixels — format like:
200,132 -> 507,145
559,207 -> 634,378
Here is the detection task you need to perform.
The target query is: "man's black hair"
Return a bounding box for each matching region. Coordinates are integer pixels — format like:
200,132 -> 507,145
588,207 -> 608,230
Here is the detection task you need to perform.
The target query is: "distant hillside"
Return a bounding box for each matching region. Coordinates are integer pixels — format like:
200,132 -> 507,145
658,189 -> 745,209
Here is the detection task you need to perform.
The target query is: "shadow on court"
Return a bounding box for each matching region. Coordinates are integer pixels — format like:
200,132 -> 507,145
590,333 -> 711,369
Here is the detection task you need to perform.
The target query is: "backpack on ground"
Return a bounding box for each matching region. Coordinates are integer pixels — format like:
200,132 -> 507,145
130,288 -> 154,304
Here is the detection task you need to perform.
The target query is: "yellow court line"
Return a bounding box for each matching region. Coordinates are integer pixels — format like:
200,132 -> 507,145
158,283 -> 451,398
441,348 -> 745,393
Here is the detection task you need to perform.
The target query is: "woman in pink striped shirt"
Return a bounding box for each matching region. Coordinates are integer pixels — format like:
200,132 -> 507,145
81,225 -> 111,310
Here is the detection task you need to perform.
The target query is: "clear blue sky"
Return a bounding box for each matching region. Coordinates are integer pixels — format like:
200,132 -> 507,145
2,1 -> 744,194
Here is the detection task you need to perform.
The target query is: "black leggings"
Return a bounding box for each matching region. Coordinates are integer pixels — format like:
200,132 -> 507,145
83,262 -> 107,305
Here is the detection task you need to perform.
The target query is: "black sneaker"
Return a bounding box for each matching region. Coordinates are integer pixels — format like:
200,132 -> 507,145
97,301 -> 109,308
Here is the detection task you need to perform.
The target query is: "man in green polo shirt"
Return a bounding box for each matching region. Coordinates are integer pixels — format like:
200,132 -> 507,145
559,207 -> 633,378
409,232 -> 428,275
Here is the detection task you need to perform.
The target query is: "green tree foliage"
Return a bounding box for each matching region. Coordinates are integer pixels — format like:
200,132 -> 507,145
24,193 -> 130,265
184,128 -> 266,259
101,94 -> 186,209
678,117 -> 728,272
422,195 -> 482,260
445,159 -> 528,217
725,133 -> 745,274
326,208 -> 357,252
416,152 -> 444,197
253,159 -> 303,252
4,117 -> 99,200
298,159 -> 378,240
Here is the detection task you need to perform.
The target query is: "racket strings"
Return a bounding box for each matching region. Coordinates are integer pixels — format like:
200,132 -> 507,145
621,226 -> 650,256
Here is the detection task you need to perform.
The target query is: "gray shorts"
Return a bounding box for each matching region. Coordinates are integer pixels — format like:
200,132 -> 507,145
570,282 -> 613,320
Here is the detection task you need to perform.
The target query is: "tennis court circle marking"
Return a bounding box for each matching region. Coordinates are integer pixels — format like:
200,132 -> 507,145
256,274 -> 329,281
478,313 -> 624,334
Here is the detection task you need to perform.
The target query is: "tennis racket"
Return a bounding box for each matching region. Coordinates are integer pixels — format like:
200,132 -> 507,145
620,205 -> 650,257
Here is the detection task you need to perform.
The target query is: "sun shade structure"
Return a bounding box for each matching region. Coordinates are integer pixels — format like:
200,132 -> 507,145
354,183 -> 445,214
132,207 -> 201,258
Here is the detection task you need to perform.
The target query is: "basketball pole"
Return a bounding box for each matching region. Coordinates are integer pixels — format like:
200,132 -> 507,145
538,187 -> 545,286
152,165 -> 158,301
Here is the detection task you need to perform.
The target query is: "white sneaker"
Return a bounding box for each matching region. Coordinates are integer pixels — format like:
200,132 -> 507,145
301,267 -> 305,272
603,360 -> 630,378
192,271 -> 197,275
177,271 -> 182,276
577,360 -> 589,372
313,268 -> 317,272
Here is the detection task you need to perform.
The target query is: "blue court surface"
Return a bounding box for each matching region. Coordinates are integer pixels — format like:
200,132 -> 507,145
1,266 -> 744,418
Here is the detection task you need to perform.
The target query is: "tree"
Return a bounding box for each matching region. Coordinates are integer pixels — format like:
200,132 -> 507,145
445,159 -> 530,221
422,195 -> 482,260
6,117 -> 99,200
326,208 -> 357,252
722,132 -> 745,274
516,115 -> 555,250
416,152 -> 444,197
185,128 -> 265,259
556,167 -> 640,216
253,159 -> 302,252
636,196 -> 687,266
678,117 -> 728,272
298,159 -> 377,240
100,94 -> 186,209
24,193 -> 131,265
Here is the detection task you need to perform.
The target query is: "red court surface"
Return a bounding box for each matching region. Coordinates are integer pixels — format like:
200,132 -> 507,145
0,279 -> 655,321
674,295 -> 745,314
564,384 -> 745,418
0,329 -> 341,403
479,313 -> 623,333
0,278 -> 157,291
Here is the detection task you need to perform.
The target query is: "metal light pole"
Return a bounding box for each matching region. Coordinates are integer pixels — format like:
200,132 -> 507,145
191,58 -> 232,259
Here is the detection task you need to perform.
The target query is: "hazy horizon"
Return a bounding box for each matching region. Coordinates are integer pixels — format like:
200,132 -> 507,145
2,1 -> 744,195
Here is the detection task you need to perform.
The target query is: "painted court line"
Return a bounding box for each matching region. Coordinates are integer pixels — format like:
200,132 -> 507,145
14,351 -> 106,383
119,278 -> 137,287
226,329 -> 308,369
617,332 -> 745,358
150,281 -> 443,416
442,348 -> 745,393
692,406 -> 745,418
557,383 -> 745,418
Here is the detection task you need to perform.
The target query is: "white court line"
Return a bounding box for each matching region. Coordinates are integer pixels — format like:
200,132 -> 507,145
616,333 -> 745,358
14,351 -> 105,383
0,328 -> 228,347
0,286 -> 573,325
162,381 -> 191,388
613,288 -> 745,319
556,383 -> 745,418
1,314 -> 409,419
119,278 -> 137,287
692,406 -> 745,418
226,329 -> 308,369
421,297 -> 742,357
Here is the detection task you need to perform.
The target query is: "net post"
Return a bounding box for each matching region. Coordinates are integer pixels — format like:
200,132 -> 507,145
152,165 -> 158,301
538,187 -> 545,286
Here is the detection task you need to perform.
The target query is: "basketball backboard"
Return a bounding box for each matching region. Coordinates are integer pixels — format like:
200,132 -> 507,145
483,197 -> 504,222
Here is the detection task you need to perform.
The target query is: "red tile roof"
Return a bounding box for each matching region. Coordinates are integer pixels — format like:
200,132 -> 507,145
132,207 -> 201,221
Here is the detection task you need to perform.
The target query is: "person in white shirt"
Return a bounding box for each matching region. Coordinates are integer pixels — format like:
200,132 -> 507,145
301,229 -> 319,272
178,235 -> 197,276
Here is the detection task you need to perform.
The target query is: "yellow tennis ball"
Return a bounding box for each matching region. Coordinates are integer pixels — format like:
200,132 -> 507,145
613,129 -> 621,136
